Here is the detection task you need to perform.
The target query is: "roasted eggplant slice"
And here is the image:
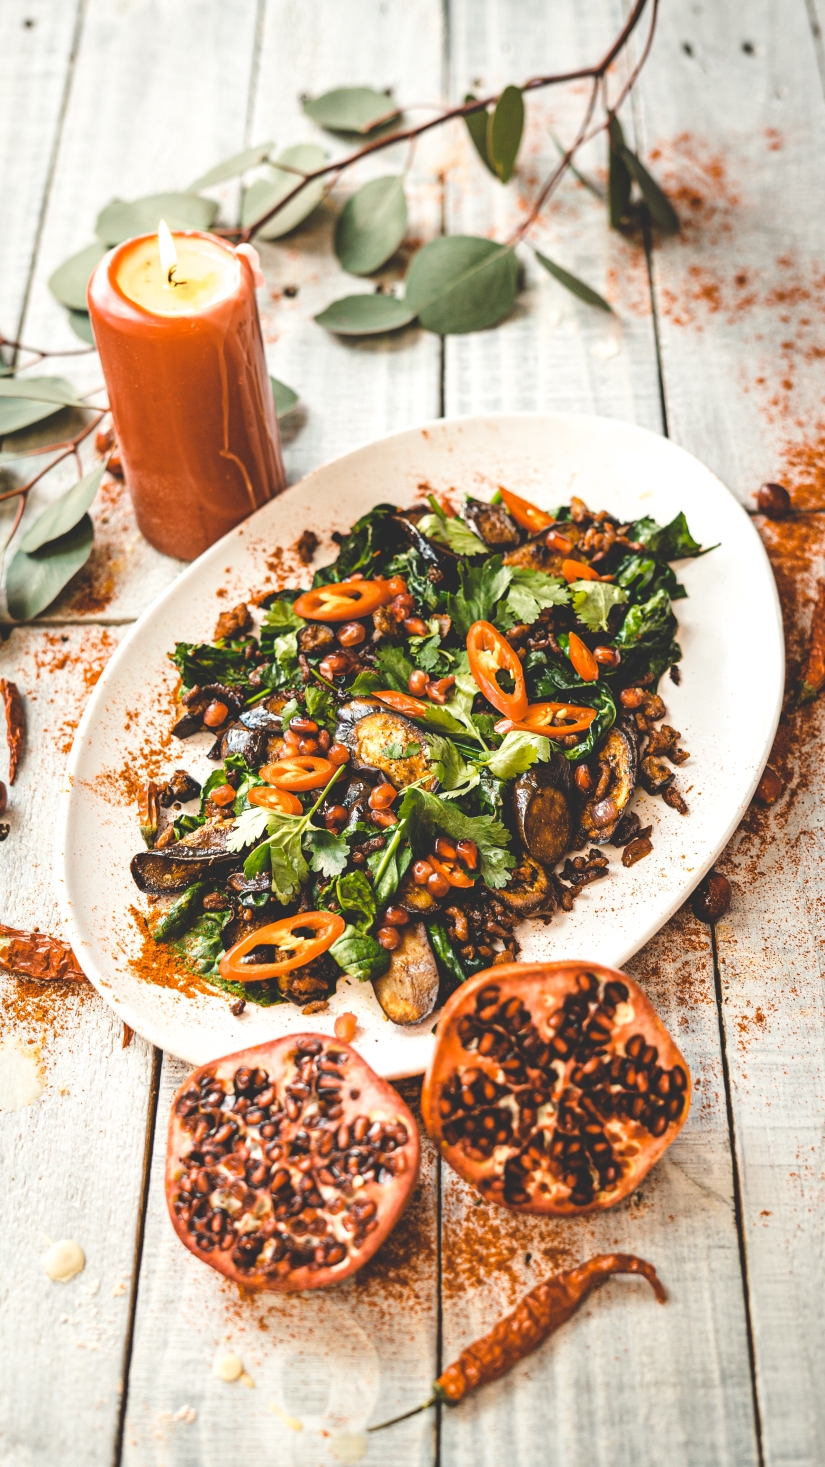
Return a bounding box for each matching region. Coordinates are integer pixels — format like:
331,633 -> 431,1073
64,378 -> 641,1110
130,818 -> 238,893
513,757 -> 574,868
578,723 -> 638,843
297,623 -> 335,655
219,722 -> 268,767
373,923 -> 440,1024
463,496 -> 520,549
335,706 -> 433,789
498,855 -> 554,916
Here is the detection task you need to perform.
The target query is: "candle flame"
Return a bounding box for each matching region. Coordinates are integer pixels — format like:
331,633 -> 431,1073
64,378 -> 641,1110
157,220 -> 178,284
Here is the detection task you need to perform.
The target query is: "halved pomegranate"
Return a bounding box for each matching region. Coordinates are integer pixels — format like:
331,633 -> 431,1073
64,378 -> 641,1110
422,962 -> 690,1214
166,1034 -> 419,1290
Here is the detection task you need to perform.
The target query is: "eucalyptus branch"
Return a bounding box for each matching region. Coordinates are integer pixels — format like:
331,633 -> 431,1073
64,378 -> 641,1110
0,410 -> 108,506
0,332 -> 95,365
239,0 -> 651,242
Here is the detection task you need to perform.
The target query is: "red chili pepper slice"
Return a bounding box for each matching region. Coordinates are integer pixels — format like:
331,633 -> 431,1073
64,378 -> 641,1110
293,581 -> 393,622
428,853 -> 474,889
498,487 -> 555,534
375,689 -> 433,719
259,756 -> 335,790
466,621 -> 528,721
494,702 -> 597,737
247,785 -> 304,814
561,558 -> 598,583
799,579 -> 825,703
219,912 -> 346,984
567,632 -> 599,682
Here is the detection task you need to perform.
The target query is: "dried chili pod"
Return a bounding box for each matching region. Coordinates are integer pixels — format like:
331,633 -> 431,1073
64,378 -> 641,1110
0,680 -> 24,783
798,581 -> 825,704
138,780 -> 161,847
370,1253 -> 665,1430
0,924 -> 86,982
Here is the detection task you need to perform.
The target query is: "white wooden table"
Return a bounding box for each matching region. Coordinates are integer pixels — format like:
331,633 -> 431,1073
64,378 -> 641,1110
2,3 -> 824,1463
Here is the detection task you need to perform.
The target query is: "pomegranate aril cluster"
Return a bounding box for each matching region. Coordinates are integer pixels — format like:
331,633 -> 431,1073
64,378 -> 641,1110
170,1039 -> 409,1280
440,974 -> 687,1209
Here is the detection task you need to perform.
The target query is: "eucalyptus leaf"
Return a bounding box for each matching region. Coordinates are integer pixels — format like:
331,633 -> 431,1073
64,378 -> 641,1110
6,514 -> 94,622
487,85 -> 524,183
0,406 -> 88,456
0,377 -> 78,436
242,144 -> 327,239
188,141 -> 274,191
48,243 -> 106,311
608,118 -> 632,229
314,294 -> 416,335
404,236 -> 517,334
621,149 -> 680,234
20,464 -> 105,552
68,310 -> 95,346
303,86 -> 400,135
334,175 -> 407,275
463,94 -> 495,174
95,193 -> 218,247
534,250 -> 613,313
270,376 -> 299,418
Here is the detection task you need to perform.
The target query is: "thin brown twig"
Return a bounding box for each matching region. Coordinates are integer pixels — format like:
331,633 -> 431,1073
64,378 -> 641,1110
238,0 -> 650,241
0,333 -> 95,362
0,410 -> 107,505
509,77 -> 600,245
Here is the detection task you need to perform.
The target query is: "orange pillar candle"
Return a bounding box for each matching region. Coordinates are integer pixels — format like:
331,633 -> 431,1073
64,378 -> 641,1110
87,226 -> 285,560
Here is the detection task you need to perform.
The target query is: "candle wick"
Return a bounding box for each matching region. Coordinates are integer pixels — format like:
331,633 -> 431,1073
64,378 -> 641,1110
166,267 -> 189,289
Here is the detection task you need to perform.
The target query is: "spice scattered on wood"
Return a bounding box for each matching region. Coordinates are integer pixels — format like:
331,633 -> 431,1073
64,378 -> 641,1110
0,924 -> 87,983
0,680 -> 24,783
797,580 -> 825,703
692,870 -> 732,924
370,1253 -> 665,1430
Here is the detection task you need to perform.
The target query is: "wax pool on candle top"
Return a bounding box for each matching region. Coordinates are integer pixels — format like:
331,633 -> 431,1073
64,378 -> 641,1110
116,233 -> 238,315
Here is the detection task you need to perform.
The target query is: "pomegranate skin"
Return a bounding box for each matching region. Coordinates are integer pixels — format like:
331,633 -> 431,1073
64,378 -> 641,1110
422,961 -> 691,1216
166,1033 -> 419,1291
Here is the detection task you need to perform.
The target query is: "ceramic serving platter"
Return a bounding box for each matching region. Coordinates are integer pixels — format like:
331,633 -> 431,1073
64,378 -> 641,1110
55,413 -> 784,1076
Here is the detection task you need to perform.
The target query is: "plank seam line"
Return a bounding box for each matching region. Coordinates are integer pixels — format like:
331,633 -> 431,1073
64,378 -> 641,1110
112,1044 -> 163,1467
12,0 -> 89,360
710,923 -> 766,1467
243,0 -> 268,146
804,0 -> 825,97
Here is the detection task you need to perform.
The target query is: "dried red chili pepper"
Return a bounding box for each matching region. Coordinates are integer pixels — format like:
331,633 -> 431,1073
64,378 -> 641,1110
0,924 -> 86,982
798,580 -> 825,703
370,1253 -> 665,1430
0,680 -> 24,783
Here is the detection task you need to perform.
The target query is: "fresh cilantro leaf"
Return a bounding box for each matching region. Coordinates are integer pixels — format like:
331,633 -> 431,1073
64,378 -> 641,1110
407,619 -> 453,675
381,740 -> 421,760
305,684 -> 336,730
305,826 -> 350,878
630,511 -> 705,561
268,826 -> 309,903
417,510 -> 486,557
570,580 -> 627,632
447,556 -> 512,639
260,597 -> 304,647
227,806 -> 271,851
374,643 -> 414,692
349,669 -> 384,696
336,871 -> 376,929
397,785 -> 516,888
481,729 -> 553,780
426,733 -> 479,795
329,926 -> 390,982
499,568 -> 569,628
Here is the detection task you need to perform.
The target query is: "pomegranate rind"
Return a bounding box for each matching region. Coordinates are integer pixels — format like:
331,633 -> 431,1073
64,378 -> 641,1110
166,1033 -> 420,1291
422,961 -> 690,1216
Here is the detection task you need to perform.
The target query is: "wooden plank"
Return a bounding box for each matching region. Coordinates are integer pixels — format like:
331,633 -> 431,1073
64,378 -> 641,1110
634,2 -> 825,1461
4,0 -> 263,626
0,0 -> 82,335
123,3 -> 445,1456
0,623 -> 157,1465
439,4 -> 759,1463
122,1059 -> 438,1467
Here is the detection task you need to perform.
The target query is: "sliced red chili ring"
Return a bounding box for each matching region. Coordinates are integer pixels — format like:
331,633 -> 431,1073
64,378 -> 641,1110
466,620 -> 528,722
247,786 -> 304,815
259,756 -> 335,790
494,702 -> 598,737
293,580 -> 393,622
219,912 -> 346,983
498,487 -> 555,534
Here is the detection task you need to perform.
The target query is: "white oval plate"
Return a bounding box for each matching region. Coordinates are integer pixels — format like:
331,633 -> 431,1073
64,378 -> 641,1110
55,414 -> 783,1076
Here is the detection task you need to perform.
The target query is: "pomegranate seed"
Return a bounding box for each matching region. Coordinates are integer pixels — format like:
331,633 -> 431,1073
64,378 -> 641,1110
316,728 -> 331,751
289,716 -> 318,734
427,676 -> 455,705
408,669 -> 429,696
435,836 -> 457,860
403,617 -> 429,636
546,529 -> 573,554
370,809 -> 397,828
334,1012 -> 358,1041
369,783 -> 397,810
337,621 -> 366,647
385,575 -> 408,596
413,859 -> 433,885
327,743 -> 350,766
382,906 -> 409,927
456,838 -> 478,870
377,926 -> 401,950
324,804 -> 348,831
574,765 -> 593,793
319,653 -> 351,679
619,687 -> 644,708
297,737 -> 319,755
427,870 -> 451,899
593,646 -> 621,667
755,482 -> 791,517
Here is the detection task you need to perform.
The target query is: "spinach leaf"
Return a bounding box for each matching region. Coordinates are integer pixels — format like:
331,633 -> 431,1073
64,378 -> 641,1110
172,908 -> 233,976
615,587 -> 675,647
151,882 -> 208,942
615,552 -> 686,603
336,870 -> 377,928
313,503 -> 400,586
329,926 -> 390,982
430,922 -> 467,987
367,826 -> 413,906
447,556 -> 512,639
169,641 -> 254,691
630,511 -> 704,561
384,545 -> 444,612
